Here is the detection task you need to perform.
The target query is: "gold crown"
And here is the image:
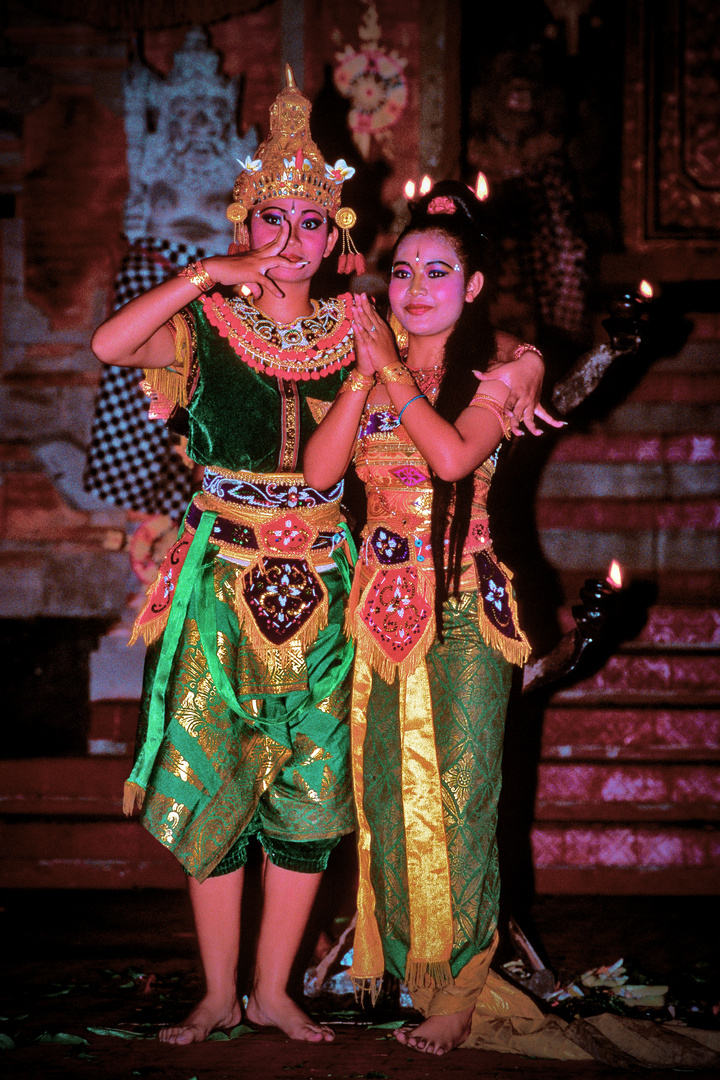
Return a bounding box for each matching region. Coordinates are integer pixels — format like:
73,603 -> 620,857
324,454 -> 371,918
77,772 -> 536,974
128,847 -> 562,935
227,65 -> 355,224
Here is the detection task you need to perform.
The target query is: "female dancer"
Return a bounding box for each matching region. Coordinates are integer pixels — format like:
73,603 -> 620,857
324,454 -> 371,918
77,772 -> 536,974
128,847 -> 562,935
91,70 -> 365,1046
303,181 -> 579,1058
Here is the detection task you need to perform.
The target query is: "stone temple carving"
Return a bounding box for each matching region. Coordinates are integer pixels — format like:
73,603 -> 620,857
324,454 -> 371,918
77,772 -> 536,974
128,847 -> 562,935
84,29 -> 257,520
123,26 -> 257,247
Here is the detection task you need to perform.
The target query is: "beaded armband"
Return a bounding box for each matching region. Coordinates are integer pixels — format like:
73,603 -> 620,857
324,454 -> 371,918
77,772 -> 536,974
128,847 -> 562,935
512,342 -> 543,362
178,260 -> 216,293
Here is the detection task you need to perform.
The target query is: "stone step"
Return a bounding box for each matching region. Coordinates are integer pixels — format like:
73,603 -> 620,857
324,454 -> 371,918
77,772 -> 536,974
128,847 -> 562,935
532,823 -> 720,895
0,757 -> 127,815
548,432 -> 720,465
538,498 -> 719,530
0,819 -> 184,889
551,653 -> 720,704
555,606 -> 720,650
88,700 -> 138,756
535,763 -> 720,820
538,461 -> 720,499
539,526 -> 720,574
623,370 -> 720,402
542,707 -> 720,760
557,569 -> 720,607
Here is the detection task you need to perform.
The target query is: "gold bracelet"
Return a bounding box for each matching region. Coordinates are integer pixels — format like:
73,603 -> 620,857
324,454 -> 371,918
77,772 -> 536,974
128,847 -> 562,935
512,342 -> 543,362
339,368 -> 375,394
376,360 -> 416,386
178,260 -> 216,293
469,394 -> 512,439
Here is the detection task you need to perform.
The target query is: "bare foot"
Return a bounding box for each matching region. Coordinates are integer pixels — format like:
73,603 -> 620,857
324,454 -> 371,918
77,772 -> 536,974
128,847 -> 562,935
395,1004 -> 474,1056
245,989 -> 334,1043
159,994 -> 243,1045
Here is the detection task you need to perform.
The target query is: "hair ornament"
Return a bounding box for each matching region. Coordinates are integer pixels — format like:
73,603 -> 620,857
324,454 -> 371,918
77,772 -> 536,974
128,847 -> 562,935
226,66 -> 363,273
427,195 -> 456,215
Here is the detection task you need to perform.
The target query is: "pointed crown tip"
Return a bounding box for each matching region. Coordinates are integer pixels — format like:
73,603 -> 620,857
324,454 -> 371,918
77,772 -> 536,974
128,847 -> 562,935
285,64 -> 296,89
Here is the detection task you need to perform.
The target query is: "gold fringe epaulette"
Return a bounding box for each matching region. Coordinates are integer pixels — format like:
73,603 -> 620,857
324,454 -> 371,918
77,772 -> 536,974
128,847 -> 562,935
141,311 -> 193,411
123,780 -> 145,817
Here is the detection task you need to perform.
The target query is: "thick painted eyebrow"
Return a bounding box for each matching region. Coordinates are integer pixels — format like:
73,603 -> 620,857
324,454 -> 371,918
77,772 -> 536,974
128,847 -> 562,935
259,205 -> 324,218
392,258 -> 454,270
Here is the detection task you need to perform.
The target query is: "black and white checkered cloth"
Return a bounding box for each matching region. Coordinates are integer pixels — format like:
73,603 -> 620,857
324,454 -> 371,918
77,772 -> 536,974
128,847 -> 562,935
83,238 -> 206,518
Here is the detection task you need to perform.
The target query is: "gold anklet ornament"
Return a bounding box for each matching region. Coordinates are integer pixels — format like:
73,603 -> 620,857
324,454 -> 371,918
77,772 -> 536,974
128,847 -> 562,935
339,368 -> 376,394
178,260 -> 217,293
376,360 -> 417,387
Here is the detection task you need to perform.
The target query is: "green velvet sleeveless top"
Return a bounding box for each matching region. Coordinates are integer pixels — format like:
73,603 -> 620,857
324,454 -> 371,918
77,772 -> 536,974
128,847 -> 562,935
184,298 -> 346,474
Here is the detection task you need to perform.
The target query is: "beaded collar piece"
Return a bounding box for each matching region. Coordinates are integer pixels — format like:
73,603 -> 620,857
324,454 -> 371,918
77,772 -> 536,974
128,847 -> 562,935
200,291 -> 355,381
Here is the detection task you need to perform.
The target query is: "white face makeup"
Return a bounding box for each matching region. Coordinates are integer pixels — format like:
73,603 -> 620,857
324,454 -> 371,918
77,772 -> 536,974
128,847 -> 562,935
389,231 -> 482,341
248,196 -> 336,282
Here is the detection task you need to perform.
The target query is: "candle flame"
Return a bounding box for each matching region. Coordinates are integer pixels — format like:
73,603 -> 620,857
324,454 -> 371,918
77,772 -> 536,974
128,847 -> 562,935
404,180 -> 416,200
639,279 -> 653,299
475,172 -> 489,201
419,174 -> 432,195
606,560 -> 623,589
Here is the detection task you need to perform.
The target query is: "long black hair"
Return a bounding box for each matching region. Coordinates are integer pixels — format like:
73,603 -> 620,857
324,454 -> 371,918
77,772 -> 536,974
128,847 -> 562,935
392,180 -> 497,639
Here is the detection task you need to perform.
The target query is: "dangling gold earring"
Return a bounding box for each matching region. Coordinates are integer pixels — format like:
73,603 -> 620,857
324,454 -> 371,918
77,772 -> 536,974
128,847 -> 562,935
389,312 -> 409,351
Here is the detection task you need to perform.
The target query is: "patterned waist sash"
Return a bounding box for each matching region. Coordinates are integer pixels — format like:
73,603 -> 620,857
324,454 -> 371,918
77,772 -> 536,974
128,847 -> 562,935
349,515 -> 529,683
131,469 -> 348,657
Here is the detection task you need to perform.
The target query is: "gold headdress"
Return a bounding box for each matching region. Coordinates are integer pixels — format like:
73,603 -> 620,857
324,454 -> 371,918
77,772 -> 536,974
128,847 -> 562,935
227,65 -> 364,273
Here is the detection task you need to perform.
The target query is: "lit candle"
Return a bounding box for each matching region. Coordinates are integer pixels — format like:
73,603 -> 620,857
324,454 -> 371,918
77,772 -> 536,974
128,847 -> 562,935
404,179 -> 416,200
638,279 -> 653,300
475,172 -> 489,201
606,560 -> 623,590
419,174 -> 432,195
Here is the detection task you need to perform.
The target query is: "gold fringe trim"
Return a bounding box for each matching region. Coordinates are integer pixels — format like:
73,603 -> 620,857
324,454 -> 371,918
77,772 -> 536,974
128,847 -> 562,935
141,312 -> 192,409
141,364 -> 186,410
128,546 -> 181,647
351,606 -> 437,685
234,564 -> 329,668
476,555 -> 531,667
351,976 -> 383,1007
405,959 -> 454,994
123,781 -> 145,817
129,606 -> 171,649
477,616 -> 531,667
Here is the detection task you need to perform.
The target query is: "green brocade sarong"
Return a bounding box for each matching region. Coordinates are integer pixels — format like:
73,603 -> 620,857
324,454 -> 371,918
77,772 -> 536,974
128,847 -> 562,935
131,539 -> 354,882
359,593 -> 512,982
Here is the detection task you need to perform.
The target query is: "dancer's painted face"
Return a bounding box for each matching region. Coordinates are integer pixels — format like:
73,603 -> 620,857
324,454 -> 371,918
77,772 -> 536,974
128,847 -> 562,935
389,231 -> 483,341
249,197 -> 338,281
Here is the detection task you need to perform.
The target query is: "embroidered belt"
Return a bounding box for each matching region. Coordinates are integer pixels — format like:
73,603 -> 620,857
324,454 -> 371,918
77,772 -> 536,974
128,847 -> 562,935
202,466 -> 344,511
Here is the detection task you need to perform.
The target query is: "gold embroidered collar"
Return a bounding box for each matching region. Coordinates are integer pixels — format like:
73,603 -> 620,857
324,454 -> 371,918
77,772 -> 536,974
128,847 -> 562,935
200,291 -> 355,381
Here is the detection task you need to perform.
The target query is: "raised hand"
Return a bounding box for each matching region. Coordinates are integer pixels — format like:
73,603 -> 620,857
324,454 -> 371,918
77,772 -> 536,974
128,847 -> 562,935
203,218 -> 294,300
352,292 -> 400,376
476,349 -> 566,436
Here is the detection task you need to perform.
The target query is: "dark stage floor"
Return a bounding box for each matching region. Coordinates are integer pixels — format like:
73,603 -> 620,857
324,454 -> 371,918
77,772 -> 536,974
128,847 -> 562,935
1,890 -> 719,1078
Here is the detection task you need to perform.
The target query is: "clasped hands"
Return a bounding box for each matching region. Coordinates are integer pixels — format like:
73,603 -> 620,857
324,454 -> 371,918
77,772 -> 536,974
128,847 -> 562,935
351,293 -> 563,436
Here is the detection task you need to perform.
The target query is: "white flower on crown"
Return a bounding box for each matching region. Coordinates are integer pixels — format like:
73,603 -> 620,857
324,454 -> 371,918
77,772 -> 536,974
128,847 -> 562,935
239,156 -> 263,173
325,159 -> 356,183
283,156 -> 313,171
